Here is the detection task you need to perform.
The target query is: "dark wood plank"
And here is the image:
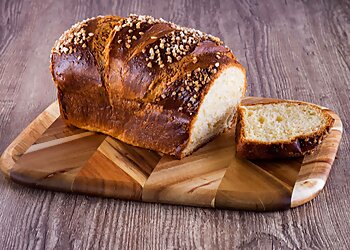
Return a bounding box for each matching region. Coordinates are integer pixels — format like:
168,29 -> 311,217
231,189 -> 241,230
0,0 -> 349,249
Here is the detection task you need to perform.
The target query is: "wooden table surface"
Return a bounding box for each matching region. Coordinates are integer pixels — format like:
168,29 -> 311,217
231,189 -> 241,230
0,0 -> 349,248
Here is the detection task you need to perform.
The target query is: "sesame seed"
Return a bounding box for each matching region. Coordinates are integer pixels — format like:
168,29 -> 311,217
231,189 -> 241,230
129,29 -> 133,33
147,62 -> 152,68
151,36 -> 157,39
118,39 -> 122,44
178,107 -> 183,111
215,62 -> 220,67
161,94 -> 166,98
88,33 -> 94,37
216,54 -> 221,59
139,32 -> 144,35
61,47 -> 68,53
77,55 -> 81,60
82,44 -> 87,48
192,57 -> 198,63
125,43 -> 131,48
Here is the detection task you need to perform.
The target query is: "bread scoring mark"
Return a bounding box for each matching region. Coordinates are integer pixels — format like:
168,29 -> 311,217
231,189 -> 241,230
142,21 -> 223,70
113,14 -> 166,53
111,14 -> 224,70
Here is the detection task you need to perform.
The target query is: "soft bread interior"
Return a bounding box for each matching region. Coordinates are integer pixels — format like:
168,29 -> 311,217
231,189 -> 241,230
241,103 -> 329,142
183,66 -> 245,155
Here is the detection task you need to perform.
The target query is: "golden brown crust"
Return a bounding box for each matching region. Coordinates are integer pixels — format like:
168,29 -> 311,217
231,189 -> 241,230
235,101 -> 334,159
50,14 -> 246,158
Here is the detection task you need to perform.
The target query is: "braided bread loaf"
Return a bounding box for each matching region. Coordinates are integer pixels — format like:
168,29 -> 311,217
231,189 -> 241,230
50,14 -> 246,158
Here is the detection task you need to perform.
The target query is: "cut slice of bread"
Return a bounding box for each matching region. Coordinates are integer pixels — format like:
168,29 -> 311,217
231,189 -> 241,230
235,100 -> 334,159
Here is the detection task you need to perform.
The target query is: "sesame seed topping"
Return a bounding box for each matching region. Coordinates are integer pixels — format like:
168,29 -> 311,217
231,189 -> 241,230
147,62 -> 152,68
215,62 -> 220,67
54,20 -> 95,55
62,47 -> 69,53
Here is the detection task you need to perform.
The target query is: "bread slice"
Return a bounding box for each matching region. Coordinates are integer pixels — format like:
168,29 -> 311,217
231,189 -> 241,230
235,100 -> 334,159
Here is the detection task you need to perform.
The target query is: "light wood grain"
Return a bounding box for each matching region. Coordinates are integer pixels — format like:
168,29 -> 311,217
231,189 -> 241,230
0,97 -> 342,212
0,0 -> 349,248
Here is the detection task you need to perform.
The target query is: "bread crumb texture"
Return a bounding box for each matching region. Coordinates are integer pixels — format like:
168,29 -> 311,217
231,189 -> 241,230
241,103 -> 330,142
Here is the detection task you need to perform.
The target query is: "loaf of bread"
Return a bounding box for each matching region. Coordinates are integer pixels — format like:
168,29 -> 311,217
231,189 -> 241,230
235,100 -> 334,159
50,14 -> 246,158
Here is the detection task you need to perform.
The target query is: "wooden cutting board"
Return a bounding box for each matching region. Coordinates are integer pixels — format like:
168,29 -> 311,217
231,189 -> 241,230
0,97 -> 343,211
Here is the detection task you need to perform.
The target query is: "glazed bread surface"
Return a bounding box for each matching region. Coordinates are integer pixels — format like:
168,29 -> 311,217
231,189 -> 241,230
235,101 -> 334,159
50,14 -> 246,158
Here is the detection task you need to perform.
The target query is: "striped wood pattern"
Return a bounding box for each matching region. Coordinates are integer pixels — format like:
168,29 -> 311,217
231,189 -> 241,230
0,97 -> 343,211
